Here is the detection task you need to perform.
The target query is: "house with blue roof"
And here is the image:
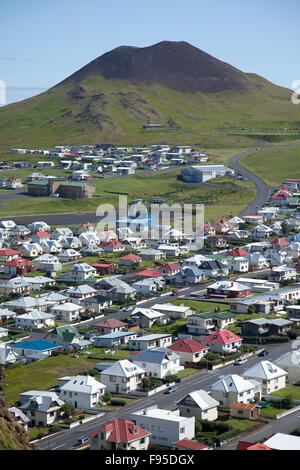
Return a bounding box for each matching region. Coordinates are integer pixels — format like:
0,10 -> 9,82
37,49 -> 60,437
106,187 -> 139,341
93,331 -> 138,348
10,339 -> 62,358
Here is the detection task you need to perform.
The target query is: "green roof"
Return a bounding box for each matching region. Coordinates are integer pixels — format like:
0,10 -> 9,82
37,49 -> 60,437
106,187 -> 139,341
208,254 -> 228,260
59,181 -> 95,187
51,325 -> 82,342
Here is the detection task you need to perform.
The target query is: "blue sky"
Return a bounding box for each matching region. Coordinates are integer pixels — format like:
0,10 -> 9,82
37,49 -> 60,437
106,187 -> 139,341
1,0 -> 299,103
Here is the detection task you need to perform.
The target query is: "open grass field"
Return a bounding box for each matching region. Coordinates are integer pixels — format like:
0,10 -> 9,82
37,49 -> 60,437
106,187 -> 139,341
4,353 -> 101,406
239,145 -> 300,186
0,164 -> 255,223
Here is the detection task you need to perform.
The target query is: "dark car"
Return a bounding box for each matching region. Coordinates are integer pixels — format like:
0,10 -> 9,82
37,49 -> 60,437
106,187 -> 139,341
258,349 -> 269,357
164,385 -> 177,394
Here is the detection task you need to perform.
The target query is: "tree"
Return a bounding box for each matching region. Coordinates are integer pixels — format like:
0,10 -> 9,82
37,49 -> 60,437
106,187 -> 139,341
61,403 -> 76,418
281,222 -> 291,236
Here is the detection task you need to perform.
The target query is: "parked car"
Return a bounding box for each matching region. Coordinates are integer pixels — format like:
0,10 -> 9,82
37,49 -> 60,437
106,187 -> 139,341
164,385 -> 177,394
258,349 -> 269,357
171,290 -> 179,296
77,437 -> 90,445
234,357 -> 247,365
123,306 -> 134,312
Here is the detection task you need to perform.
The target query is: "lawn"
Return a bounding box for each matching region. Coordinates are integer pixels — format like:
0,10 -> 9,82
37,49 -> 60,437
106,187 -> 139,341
271,383 -> 300,401
171,299 -> 230,313
146,318 -> 188,336
239,145 -> 300,186
4,352 -> 101,406
176,368 -> 200,379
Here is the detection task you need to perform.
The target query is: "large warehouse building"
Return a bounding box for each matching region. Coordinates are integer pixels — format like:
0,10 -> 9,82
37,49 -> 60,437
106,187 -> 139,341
181,165 -> 234,183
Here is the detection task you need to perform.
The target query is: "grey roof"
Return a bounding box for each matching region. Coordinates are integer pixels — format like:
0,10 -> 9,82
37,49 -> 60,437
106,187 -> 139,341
133,347 -> 179,364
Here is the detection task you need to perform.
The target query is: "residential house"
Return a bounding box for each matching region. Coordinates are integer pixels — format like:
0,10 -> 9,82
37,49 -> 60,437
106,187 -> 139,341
151,303 -> 195,319
65,284 -> 98,303
209,374 -> 258,407
94,332 -> 138,348
58,249 -> 82,263
0,249 -> 22,262
59,375 -> 106,410
250,224 -> 273,239
8,407 -> 31,432
4,258 -> 35,277
44,325 -> 83,345
18,243 -> 43,258
119,253 -> 142,267
176,390 -> 219,421
186,311 -> 237,336
168,266 -> 206,285
132,347 -> 184,378
168,339 -> 208,365
0,277 -> 30,296
66,263 -> 97,281
93,318 -> 128,335
241,318 -> 292,337
79,294 -> 112,314
198,260 -> 229,278
243,360 -> 287,394
129,333 -> 173,351
10,339 -> 61,358
130,308 -> 168,328
19,391 -> 64,427
202,330 -> 243,354
207,281 -> 250,298
244,252 -> 269,271
33,254 -> 62,273
50,302 -> 85,322
268,265 -> 298,283
92,260 -> 118,275
100,240 -> 125,253
137,248 -> 166,261
15,310 -> 55,330
100,360 -> 145,393
132,278 -> 164,295
275,351 -> 300,382
89,419 -> 151,451
130,406 -> 195,448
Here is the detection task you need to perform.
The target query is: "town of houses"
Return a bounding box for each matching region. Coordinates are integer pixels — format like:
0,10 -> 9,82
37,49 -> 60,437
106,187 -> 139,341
2,143 -> 300,451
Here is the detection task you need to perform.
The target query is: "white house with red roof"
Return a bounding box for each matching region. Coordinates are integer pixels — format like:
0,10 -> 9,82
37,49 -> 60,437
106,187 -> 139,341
202,330 -> 243,354
119,253 -> 142,266
4,258 -> 35,277
0,248 -> 21,262
135,269 -> 164,281
31,231 -> 50,244
90,418 -> 151,450
156,262 -> 181,276
168,339 -> 208,364
100,240 -> 125,252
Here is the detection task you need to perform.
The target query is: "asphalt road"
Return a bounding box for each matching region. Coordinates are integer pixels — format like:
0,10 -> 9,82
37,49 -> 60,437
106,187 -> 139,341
36,340 -> 298,451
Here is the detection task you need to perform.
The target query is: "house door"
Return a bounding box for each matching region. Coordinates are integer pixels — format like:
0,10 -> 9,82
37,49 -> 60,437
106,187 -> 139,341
116,385 -> 119,393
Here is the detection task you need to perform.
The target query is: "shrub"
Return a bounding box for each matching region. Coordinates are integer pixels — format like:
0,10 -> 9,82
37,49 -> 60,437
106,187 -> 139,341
110,398 -> 126,406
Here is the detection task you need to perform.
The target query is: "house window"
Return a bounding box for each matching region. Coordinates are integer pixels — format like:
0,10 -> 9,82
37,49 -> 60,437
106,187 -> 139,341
180,427 -> 185,434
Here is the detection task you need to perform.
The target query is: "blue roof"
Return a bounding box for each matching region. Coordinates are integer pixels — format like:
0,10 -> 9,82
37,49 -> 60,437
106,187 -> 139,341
12,339 -> 61,351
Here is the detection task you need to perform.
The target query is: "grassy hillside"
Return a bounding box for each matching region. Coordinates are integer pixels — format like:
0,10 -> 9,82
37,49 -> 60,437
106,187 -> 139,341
0,72 -> 299,150
239,145 -> 300,186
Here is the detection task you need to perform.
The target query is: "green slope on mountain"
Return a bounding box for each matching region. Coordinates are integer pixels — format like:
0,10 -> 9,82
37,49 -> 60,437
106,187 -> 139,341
0,41 -> 299,149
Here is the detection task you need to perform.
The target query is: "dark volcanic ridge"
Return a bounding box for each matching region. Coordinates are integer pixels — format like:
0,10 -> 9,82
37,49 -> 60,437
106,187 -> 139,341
60,40 -> 252,93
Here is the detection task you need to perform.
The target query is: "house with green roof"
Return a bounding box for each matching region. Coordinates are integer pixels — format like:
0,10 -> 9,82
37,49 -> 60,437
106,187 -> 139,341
44,325 -> 83,345
186,311 -> 236,336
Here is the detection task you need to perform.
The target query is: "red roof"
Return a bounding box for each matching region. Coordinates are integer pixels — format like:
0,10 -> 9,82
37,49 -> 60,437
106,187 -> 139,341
0,249 -> 20,256
157,262 -> 181,271
271,190 -> 292,199
90,419 -> 150,443
101,240 -> 124,248
137,269 -> 162,277
205,329 -> 242,344
120,254 -> 142,260
236,441 -> 270,450
5,257 -> 33,267
35,231 -> 50,238
94,318 -> 127,328
168,339 -> 208,354
270,238 -> 289,246
173,439 -> 208,450
227,247 -> 248,257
